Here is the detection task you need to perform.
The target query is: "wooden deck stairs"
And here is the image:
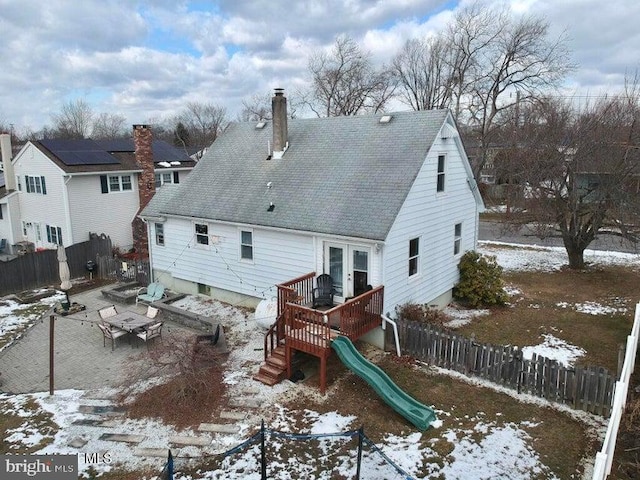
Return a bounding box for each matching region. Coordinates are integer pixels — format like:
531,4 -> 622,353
253,345 -> 288,386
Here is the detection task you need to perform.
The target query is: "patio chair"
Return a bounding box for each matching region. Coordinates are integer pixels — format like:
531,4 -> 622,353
312,274 -> 335,308
146,306 -> 159,319
98,305 -> 118,320
136,322 -> 163,347
97,323 -> 128,351
136,282 -> 166,304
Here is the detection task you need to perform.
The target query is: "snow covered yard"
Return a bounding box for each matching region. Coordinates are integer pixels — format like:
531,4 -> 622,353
0,241 -> 638,478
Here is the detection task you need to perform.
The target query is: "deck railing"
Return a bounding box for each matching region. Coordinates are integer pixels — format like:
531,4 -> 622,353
277,272 -> 316,316
284,304 -> 329,357
325,286 -> 384,340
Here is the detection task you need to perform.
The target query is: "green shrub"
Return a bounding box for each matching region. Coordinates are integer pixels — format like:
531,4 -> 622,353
395,302 -> 449,326
453,251 -> 508,308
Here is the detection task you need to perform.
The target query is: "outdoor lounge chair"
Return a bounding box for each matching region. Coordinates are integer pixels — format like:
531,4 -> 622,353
98,323 -> 128,351
136,322 -> 163,347
312,274 -> 335,308
136,282 -> 166,304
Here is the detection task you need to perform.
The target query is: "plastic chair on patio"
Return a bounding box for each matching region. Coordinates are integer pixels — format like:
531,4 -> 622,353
97,323 -> 128,351
146,306 -> 159,319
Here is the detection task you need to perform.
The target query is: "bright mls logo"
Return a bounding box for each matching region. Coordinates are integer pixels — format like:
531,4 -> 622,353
1,455 -> 76,479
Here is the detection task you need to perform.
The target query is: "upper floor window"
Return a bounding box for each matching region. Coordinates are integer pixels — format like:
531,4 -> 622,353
46,225 -> 63,246
100,174 -> 132,193
409,237 -> 420,277
240,230 -> 253,260
454,223 -> 462,256
25,175 -> 47,194
155,223 -> 165,246
195,223 -> 209,245
436,155 -> 446,192
155,172 -> 179,187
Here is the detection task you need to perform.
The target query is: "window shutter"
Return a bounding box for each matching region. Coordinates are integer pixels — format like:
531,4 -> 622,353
25,176 -> 31,193
41,176 -> 47,195
173,171 -> 179,184
100,175 -> 108,194
57,227 -> 63,246
46,225 -> 52,243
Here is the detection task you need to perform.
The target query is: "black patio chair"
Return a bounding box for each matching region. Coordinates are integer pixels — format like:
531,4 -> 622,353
312,274 -> 335,308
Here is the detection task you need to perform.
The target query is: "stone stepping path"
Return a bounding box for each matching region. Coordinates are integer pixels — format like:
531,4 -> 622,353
198,423 -> 240,434
228,397 -> 261,409
219,410 -> 246,421
134,448 -> 170,458
78,404 -> 126,415
71,419 -> 108,427
98,433 -> 145,443
169,435 -> 212,446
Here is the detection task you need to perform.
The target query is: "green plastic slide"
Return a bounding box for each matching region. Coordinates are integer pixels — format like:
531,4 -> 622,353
331,336 -> 437,430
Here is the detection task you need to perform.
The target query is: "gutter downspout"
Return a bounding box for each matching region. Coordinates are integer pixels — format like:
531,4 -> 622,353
381,314 -> 401,357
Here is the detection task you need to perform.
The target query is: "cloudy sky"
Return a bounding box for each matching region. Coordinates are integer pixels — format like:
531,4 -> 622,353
0,0 -> 638,133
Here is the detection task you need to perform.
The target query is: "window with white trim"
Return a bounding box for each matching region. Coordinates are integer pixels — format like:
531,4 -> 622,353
155,172 -> 173,187
25,175 -> 47,194
454,223 -> 462,255
240,230 -> 253,260
195,223 -> 209,245
409,237 -> 420,277
46,225 -> 63,245
436,155 -> 446,192
155,223 -> 165,246
108,175 -> 132,192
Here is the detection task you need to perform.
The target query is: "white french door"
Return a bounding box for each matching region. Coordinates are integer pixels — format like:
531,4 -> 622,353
324,243 -> 371,302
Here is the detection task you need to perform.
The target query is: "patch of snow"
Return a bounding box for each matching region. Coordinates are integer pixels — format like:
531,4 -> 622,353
443,305 -> 490,329
521,334 -> 586,367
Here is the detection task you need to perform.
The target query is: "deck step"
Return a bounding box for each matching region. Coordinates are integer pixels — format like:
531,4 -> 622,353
253,372 -> 280,386
259,363 -> 287,378
266,355 -> 287,369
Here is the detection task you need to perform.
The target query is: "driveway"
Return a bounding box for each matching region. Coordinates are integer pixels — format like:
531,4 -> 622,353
0,287 -> 190,394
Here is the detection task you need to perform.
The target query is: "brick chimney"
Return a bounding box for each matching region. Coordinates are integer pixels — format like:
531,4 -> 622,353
271,88 -> 288,159
0,133 -> 16,191
132,124 -> 155,258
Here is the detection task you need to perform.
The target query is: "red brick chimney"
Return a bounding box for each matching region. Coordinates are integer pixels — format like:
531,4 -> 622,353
132,124 -> 155,258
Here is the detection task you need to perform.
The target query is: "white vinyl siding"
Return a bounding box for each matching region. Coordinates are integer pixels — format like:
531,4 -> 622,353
67,173 -> 138,249
384,132 -> 479,313
150,220 -> 315,299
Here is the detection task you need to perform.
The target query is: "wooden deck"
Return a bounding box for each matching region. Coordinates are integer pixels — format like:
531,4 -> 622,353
256,272 -> 384,393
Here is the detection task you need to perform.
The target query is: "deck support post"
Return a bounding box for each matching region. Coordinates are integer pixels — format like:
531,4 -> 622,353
285,345 -> 293,380
320,355 -> 327,394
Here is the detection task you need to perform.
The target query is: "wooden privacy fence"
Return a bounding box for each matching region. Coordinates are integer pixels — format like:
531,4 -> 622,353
95,255 -> 150,285
396,319 -> 615,417
0,233 -> 112,297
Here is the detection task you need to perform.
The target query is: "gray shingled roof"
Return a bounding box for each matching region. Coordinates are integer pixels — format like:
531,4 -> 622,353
142,110 -> 450,241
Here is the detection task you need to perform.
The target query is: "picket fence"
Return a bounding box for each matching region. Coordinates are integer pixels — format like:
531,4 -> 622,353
592,303 -> 640,479
396,319 -> 615,417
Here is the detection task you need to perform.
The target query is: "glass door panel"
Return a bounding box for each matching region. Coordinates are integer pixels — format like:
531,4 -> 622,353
352,249 -> 369,296
328,246 -> 344,297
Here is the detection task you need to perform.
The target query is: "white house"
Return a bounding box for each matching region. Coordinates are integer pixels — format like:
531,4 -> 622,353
0,127 -> 195,254
141,89 -> 484,316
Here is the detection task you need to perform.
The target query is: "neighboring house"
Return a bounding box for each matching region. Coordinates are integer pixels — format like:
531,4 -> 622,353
0,127 -> 195,255
141,89 -> 484,316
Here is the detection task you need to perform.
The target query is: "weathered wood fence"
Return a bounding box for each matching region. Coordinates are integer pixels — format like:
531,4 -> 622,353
95,255 -> 149,285
396,319 -> 615,417
0,233 -> 112,296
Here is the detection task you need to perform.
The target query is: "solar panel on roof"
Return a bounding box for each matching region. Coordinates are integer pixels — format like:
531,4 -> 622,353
40,138 -> 120,166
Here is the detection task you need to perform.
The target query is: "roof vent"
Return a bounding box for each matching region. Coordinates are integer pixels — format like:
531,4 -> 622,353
379,115 -> 392,124
256,121 -> 266,129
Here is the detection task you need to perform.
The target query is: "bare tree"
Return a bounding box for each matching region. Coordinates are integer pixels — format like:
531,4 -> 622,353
50,99 -> 94,139
307,35 -> 395,117
175,102 -> 227,153
238,93 -> 272,122
91,112 -> 127,139
456,3 -> 573,178
392,37 -> 456,111
506,86 -> 640,269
